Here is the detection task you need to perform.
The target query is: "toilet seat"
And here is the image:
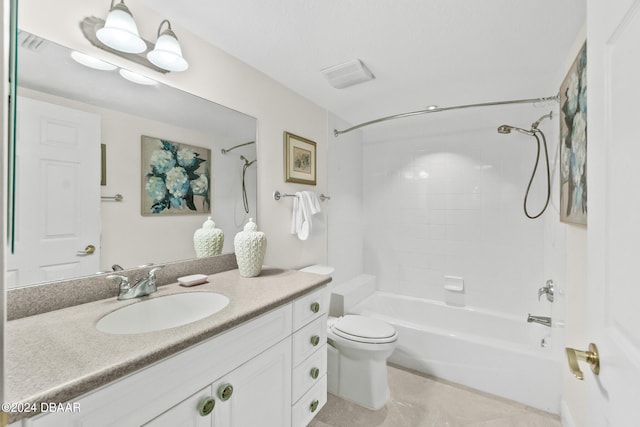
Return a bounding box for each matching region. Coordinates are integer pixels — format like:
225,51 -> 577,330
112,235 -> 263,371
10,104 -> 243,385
330,315 -> 398,344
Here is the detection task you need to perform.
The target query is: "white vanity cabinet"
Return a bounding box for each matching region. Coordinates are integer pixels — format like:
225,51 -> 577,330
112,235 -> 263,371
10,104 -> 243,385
144,338 -> 292,427
18,286 -> 328,427
290,287 -> 330,427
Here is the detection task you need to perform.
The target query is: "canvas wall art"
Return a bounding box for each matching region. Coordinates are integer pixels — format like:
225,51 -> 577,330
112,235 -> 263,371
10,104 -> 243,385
141,135 -> 211,216
560,42 -> 587,225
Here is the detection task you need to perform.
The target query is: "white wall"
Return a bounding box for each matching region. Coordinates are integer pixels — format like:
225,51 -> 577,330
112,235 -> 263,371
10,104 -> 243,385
327,114 -> 363,285
17,0 -> 329,269
360,105 -> 563,318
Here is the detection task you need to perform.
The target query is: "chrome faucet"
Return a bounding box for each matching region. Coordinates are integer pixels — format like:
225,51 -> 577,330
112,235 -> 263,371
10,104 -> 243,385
108,266 -> 164,300
527,313 -> 552,328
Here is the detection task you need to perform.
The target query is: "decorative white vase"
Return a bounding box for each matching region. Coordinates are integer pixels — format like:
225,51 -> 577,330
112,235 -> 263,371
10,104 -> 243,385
234,218 -> 267,277
193,217 -> 224,257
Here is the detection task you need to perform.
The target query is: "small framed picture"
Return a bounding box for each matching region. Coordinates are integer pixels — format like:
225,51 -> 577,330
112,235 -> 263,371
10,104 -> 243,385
284,131 -> 316,185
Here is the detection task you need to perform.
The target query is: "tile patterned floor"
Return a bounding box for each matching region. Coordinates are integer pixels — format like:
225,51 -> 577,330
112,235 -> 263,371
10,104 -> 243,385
309,365 -> 561,427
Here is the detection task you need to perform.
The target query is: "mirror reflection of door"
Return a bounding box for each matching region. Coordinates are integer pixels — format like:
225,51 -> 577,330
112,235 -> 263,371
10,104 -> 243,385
5,96 -> 101,288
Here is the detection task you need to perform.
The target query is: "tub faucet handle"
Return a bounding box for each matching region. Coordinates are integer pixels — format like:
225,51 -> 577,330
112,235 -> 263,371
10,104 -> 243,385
538,279 -> 555,302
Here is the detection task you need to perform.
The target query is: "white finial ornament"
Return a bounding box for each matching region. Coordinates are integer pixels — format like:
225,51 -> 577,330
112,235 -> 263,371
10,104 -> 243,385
233,218 -> 267,277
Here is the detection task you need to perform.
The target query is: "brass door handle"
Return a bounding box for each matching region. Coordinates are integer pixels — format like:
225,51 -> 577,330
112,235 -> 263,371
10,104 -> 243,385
565,343 -> 600,380
76,244 -> 96,256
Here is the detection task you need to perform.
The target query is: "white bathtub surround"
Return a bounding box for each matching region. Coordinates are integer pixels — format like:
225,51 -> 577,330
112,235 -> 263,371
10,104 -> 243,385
351,292 -> 562,413
328,274 -> 376,317
361,105 -> 563,319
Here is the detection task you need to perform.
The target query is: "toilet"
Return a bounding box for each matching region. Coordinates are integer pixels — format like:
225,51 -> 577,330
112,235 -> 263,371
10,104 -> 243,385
326,315 -> 398,409
299,265 -> 398,410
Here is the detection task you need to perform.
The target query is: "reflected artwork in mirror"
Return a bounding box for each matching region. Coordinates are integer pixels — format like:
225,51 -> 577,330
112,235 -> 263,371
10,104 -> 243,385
6,30 -> 258,289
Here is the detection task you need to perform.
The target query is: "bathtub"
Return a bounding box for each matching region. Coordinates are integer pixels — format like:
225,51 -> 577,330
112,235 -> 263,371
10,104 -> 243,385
350,291 -> 562,413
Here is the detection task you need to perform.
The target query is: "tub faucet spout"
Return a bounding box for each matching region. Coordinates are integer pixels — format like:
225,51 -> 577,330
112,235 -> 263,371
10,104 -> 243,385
527,314 -> 552,328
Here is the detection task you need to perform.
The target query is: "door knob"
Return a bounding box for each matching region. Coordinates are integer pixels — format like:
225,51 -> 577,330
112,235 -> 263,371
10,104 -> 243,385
565,343 -> 600,380
76,244 -> 96,256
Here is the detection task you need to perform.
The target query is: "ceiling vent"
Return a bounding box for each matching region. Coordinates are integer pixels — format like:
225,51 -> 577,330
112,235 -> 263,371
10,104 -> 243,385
18,31 -> 47,52
321,59 -> 375,89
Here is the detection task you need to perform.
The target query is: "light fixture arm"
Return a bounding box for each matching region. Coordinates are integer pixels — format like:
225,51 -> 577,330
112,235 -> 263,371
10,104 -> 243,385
157,19 -> 172,37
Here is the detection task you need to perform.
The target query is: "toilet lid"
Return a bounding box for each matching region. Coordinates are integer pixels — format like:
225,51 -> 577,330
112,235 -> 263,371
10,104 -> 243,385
331,315 -> 397,344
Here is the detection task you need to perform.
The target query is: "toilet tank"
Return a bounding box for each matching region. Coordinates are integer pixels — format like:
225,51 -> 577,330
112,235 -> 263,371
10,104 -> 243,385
299,265 -> 335,275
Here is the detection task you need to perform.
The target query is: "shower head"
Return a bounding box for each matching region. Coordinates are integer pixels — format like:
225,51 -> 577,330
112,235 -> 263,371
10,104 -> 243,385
497,124 -> 534,136
497,125 -> 513,134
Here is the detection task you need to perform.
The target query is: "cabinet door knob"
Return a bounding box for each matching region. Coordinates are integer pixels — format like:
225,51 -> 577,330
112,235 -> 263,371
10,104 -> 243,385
310,399 -> 319,413
310,335 -> 320,346
217,383 -> 234,401
310,367 -> 320,379
197,396 -> 215,416
310,302 -> 320,313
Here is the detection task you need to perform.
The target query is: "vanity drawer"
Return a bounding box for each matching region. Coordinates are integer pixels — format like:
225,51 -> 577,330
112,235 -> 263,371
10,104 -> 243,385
292,286 -> 329,331
292,343 -> 327,403
292,375 -> 327,427
292,317 -> 327,367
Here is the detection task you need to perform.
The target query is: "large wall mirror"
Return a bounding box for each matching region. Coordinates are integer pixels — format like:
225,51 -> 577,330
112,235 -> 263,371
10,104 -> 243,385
6,30 -> 257,289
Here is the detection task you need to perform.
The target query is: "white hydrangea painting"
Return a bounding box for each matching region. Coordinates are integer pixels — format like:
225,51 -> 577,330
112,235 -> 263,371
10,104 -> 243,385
560,43 -> 587,225
141,136 -> 211,216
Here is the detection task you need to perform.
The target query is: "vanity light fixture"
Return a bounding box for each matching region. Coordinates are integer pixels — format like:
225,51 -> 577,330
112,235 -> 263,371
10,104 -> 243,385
71,51 -> 118,71
147,20 -> 189,72
96,0 -> 146,54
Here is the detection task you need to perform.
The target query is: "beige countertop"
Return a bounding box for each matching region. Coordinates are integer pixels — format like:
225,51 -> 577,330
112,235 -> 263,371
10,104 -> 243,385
5,267 -> 330,423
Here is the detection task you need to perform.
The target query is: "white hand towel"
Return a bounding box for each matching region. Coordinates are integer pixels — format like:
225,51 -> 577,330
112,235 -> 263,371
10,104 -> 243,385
301,191 -> 322,215
291,192 -> 303,235
290,191 -> 323,241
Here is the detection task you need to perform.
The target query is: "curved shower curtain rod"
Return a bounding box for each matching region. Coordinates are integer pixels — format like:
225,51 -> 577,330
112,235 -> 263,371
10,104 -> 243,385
333,95 -> 560,137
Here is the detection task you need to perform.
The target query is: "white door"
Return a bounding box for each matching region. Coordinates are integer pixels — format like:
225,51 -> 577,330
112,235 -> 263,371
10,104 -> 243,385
583,0 -> 640,425
5,96 -> 101,288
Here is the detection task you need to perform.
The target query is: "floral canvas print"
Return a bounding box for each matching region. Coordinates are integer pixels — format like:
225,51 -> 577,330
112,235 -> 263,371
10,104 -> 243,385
141,136 -> 211,216
560,43 -> 587,225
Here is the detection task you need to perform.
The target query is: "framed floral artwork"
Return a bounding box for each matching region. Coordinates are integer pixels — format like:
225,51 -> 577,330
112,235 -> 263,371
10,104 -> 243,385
141,135 -> 211,216
284,131 -> 316,185
559,42 -> 587,225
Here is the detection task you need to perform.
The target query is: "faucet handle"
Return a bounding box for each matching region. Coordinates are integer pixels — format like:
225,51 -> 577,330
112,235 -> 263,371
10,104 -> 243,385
149,265 -> 164,276
538,279 -> 555,302
107,274 -> 130,291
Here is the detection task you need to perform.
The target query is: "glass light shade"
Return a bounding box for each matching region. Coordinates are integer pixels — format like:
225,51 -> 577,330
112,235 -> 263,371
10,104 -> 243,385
147,32 -> 189,72
71,51 -> 118,71
96,3 -> 146,54
119,69 -> 157,85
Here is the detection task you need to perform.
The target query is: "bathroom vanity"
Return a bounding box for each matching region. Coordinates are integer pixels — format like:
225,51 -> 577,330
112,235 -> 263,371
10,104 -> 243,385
5,267 -> 330,426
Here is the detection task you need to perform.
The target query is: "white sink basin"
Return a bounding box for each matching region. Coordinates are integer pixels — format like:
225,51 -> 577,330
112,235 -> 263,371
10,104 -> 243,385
96,292 -> 230,335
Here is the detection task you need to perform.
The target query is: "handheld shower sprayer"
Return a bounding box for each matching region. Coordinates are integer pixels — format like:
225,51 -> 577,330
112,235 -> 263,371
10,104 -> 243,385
497,124 -> 534,136
496,110 -> 554,219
